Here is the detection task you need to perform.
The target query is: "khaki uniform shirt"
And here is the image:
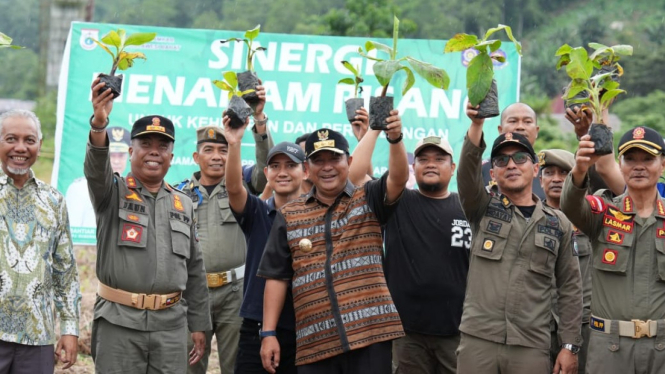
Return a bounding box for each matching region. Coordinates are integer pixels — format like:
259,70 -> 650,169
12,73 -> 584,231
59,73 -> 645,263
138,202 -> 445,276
561,174 -> 665,322
84,141 -> 211,332
176,126 -> 272,273
457,135 -> 583,349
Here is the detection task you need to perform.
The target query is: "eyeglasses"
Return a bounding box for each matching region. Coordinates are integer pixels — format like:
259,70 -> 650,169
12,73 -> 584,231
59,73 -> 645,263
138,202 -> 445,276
492,152 -> 533,167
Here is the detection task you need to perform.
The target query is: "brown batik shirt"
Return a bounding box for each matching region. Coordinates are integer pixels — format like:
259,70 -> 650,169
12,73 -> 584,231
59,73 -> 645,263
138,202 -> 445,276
258,174 -> 404,365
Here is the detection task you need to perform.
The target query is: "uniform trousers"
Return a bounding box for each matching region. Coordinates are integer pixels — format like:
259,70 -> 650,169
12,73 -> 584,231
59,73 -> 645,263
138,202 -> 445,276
92,317 -> 187,374
297,340 -> 393,374
456,332 -> 550,374
187,278 -> 243,374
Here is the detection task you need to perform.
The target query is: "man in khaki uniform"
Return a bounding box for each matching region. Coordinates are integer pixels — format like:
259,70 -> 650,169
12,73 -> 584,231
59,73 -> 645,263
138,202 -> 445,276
561,126 -> 665,373
176,84 -> 272,374
87,79 -> 211,373
455,104 -> 582,374
538,149 -> 593,374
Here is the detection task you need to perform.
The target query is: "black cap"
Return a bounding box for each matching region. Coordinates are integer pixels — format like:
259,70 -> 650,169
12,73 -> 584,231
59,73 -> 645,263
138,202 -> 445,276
267,142 -> 306,164
617,126 -> 665,157
305,129 -> 350,158
131,115 -> 175,141
490,132 -> 536,162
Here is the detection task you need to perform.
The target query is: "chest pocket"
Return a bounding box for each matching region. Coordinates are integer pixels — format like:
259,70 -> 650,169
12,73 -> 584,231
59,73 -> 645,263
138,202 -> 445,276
170,219 -> 191,259
473,216 -> 512,261
592,227 -> 633,274
575,233 -> 592,257
530,233 -> 559,277
217,198 -> 237,224
117,209 -> 148,248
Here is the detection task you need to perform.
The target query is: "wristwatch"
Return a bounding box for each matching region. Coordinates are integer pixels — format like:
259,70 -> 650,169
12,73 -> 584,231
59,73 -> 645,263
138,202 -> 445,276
259,329 -> 277,339
561,343 -> 581,355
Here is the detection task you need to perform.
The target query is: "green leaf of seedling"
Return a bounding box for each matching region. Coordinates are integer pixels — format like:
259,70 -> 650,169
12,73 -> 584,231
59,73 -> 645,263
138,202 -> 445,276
373,60 -> 401,88
466,52 -> 494,106
568,96 -> 592,105
592,61 -> 602,70
406,56 -> 450,90
240,89 -> 256,96
0,32 -> 12,45
124,32 -> 156,46
116,51 -> 146,70
601,80 -> 619,91
222,71 -> 238,89
220,38 -> 244,44
555,44 -> 572,56
117,29 -> 127,50
117,58 -> 129,71
228,91 -> 234,101
476,39 -> 501,52
338,78 -> 355,85
400,66 -> 415,96
101,30 -> 121,49
93,39 -> 115,58
355,76 -> 364,84
256,46 -> 267,51
245,25 -> 261,41
612,45 -> 633,56
213,80 -> 233,91
484,24 -> 522,55
341,61 -> 359,76
444,33 -> 479,53
491,55 -> 506,63
565,47 -> 593,80
567,80 -> 588,99
366,41 -> 393,58
357,46 -> 384,62
600,89 -> 625,108
556,55 -> 570,70
588,42 -> 608,50
589,46 -> 611,61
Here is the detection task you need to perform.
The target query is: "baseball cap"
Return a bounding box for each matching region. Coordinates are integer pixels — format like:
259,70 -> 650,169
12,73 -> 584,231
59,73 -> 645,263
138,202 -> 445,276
267,142 -> 306,164
537,149 -> 575,172
617,126 -> 665,157
196,126 -> 227,145
107,126 -> 130,153
413,136 -> 454,157
131,115 -> 175,141
490,132 -> 537,162
304,129 -> 350,158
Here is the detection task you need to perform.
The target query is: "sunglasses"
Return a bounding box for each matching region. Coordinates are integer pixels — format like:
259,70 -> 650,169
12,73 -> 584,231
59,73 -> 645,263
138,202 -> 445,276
492,151 -> 533,167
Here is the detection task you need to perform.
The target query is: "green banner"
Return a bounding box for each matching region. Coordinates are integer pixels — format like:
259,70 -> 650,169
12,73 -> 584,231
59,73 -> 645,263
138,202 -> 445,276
54,22 -> 520,244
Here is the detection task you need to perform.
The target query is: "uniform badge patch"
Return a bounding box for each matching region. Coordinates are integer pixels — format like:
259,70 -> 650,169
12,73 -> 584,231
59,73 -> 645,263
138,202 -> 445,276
127,214 -> 140,222
658,200 -> 665,216
606,230 -> 624,244
657,228 -> 665,239
173,195 -> 184,212
122,224 -> 143,243
602,249 -> 618,265
585,195 -> 607,214
603,209 -> 634,233
482,239 -> 495,252
126,176 -> 137,188
623,196 -> 633,212
299,238 -> 313,253
125,190 -> 143,202
487,221 -> 502,234
543,236 -> 556,251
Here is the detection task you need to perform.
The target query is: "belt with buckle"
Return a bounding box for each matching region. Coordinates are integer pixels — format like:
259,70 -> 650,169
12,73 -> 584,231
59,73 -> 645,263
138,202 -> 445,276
97,282 -> 181,310
590,315 -> 658,338
206,265 -> 245,288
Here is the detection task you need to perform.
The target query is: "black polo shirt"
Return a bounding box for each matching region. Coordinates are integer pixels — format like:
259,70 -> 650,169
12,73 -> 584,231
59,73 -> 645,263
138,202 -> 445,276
232,194 -> 295,330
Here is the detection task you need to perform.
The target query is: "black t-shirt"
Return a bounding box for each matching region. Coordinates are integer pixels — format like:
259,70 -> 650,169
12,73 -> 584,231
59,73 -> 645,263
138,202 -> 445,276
383,190 -> 471,336
482,159 -> 545,200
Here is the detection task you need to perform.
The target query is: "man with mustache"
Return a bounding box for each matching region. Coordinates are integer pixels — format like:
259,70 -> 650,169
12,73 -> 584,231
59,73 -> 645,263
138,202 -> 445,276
86,79 -> 210,373
561,126 -> 665,373
455,104 -> 582,374
538,149 -> 593,374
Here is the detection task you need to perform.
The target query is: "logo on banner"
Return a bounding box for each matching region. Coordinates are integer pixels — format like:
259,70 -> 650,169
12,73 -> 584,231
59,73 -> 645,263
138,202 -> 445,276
80,29 -> 99,51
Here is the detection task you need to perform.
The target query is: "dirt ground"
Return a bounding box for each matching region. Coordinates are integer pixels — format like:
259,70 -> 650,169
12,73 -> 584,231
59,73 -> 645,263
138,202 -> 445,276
54,246 -> 221,374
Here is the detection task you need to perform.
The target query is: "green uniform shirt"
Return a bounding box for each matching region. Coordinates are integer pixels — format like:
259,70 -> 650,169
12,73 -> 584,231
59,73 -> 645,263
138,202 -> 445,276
561,174 -> 665,322
457,135 -> 583,349
84,141 -> 211,333
177,126 -> 272,273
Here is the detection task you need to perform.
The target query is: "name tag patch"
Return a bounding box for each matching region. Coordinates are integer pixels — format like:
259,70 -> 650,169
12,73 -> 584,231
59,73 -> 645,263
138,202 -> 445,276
486,207 -> 512,223
537,225 -> 563,239
602,249 -> 618,265
123,202 -> 146,214
122,224 -> 143,243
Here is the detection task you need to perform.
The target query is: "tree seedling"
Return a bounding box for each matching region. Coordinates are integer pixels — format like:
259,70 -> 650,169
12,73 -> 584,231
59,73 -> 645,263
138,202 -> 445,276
358,15 -> 449,130
444,24 -> 522,119
338,60 -> 365,123
213,71 -> 255,129
93,29 -> 156,98
556,43 -> 633,155
220,25 -> 267,109
0,32 -> 23,49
